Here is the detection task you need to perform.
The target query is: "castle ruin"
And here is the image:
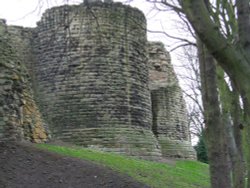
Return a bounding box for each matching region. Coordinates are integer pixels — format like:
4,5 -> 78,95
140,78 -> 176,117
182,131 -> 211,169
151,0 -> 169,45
0,1 -> 195,160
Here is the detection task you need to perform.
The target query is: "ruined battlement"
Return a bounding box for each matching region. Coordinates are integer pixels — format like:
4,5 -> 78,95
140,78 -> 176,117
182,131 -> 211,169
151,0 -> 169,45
0,2 -> 195,159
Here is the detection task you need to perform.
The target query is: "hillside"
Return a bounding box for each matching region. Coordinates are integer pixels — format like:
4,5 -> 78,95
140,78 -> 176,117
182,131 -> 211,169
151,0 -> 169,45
38,143 -> 210,188
0,142 -> 209,188
0,142 -> 148,188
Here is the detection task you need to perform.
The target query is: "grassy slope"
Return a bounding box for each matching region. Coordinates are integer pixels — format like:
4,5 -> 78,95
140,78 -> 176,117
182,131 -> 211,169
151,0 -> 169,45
37,144 -> 210,188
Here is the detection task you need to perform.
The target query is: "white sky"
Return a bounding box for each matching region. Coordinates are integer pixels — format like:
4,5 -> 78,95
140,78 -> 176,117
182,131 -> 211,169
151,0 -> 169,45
0,0 -> 186,46
0,1 -> 150,25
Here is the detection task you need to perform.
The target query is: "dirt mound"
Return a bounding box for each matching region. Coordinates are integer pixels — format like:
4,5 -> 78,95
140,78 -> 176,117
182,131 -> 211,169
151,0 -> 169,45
0,142 -> 149,188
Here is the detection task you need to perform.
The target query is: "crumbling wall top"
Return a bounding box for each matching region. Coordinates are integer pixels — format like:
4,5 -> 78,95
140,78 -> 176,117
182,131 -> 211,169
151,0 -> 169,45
148,41 -> 178,90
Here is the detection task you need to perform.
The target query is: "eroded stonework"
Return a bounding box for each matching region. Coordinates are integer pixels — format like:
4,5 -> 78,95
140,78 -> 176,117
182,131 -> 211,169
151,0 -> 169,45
0,2 -> 195,159
0,19 -> 48,143
149,42 -> 196,158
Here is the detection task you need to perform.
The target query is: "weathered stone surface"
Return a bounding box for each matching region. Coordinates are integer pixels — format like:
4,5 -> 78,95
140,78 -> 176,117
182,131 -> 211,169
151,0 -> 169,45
61,127 -> 162,160
0,20 -> 48,143
32,3 -> 161,158
0,2 -> 195,159
84,0 -> 102,4
104,0 -> 113,3
148,42 -> 196,159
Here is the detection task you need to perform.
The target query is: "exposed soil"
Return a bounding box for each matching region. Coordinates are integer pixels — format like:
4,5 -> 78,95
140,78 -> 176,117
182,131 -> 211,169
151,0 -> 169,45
0,142 -> 149,188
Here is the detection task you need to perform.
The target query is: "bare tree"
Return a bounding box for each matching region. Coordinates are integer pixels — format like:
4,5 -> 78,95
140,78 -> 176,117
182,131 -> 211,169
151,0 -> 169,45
144,0 -> 248,187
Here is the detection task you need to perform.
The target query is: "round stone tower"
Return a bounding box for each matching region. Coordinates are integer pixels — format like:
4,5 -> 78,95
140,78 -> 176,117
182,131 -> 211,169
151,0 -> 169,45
33,2 -> 161,159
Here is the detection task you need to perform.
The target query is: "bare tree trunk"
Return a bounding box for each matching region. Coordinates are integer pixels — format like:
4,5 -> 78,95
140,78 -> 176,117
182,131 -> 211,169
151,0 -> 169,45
236,1 -> 250,175
242,96 -> 250,188
198,40 -> 232,188
217,67 -> 245,188
246,125 -> 250,188
244,115 -> 250,188
235,1 -> 250,184
231,89 -> 245,188
225,112 -> 245,188
236,0 -> 250,60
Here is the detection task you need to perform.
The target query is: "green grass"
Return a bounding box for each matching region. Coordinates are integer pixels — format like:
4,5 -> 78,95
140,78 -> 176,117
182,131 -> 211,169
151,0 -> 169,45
36,144 -> 210,188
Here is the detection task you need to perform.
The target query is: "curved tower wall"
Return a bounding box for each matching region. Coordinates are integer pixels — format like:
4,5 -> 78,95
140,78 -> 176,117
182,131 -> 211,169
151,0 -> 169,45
148,42 -> 196,159
34,3 -> 161,158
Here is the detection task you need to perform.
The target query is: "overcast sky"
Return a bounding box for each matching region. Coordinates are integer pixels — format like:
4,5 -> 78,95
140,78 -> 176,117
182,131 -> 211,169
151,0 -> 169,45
0,0 -> 185,45
0,0 -> 155,26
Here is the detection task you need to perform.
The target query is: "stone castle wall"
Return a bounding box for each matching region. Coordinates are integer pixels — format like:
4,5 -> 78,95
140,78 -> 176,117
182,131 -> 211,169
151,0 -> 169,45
148,42 -> 195,158
0,2 -> 195,159
0,19 -> 48,143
